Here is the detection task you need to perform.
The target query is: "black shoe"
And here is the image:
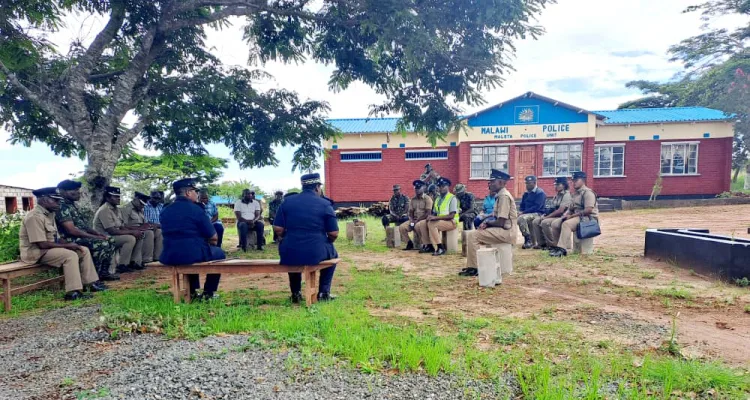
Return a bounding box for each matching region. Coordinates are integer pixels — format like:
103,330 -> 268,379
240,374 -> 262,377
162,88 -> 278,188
432,246 -> 446,256
522,238 -> 533,249
129,262 -> 145,271
418,245 -> 432,254
257,245 -> 265,251
115,264 -> 132,273
201,292 -> 218,301
291,292 -> 303,304
550,248 -> 568,257
317,292 -> 336,302
87,281 -> 108,292
403,241 -> 414,251
99,271 -> 120,281
458,268 -> 477,276
64,291 -> 93,301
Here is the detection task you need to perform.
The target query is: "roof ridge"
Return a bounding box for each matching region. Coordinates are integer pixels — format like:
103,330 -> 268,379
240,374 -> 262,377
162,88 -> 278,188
595,106 -> 714,112
326,117 -> 401,121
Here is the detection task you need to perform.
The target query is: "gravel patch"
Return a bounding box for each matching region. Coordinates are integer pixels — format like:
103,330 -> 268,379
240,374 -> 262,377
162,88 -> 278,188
0,306 -> 508,400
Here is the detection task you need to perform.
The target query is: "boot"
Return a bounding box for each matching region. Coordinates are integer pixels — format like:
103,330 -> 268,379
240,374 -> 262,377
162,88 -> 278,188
64,291 -> 93,301
317,292 -> 336,302
522,236 -> 533,249
115,264 -> 132,274
458,267 -> 477,276
419,244 -> 435,254
403,240 -> 414,251
291,292 -> 303,304
432,244 -> 446,256
129,261 -> 145,271
99,270 -> 120,281
86,281 -> 108,292
550,247 -> 568,257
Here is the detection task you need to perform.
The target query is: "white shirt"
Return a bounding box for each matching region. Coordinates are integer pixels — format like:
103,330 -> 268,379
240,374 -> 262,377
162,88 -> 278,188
234,200 -> 261,220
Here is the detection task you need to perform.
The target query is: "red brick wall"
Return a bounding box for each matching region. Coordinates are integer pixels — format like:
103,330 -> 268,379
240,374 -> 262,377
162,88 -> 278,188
593,138 -> 732,197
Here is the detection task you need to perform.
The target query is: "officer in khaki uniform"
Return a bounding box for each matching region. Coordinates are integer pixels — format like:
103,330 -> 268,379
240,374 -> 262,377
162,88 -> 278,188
534,177 -> 572,249
121,191 -> 163,263
93,186 -> 146,273
399,180 -> 433,250
19,187 -> 106,300
418,177 -> 459,256
549,171 -> 599,257
462,169 -> 518,276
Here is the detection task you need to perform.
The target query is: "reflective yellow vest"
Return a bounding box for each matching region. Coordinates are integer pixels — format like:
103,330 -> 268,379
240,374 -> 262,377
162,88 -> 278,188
433,192 -> 460,224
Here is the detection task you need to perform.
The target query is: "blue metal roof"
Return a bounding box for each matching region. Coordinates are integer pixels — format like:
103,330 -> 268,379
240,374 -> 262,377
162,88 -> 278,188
327,118 -> 412,134
594,107 -> 733,125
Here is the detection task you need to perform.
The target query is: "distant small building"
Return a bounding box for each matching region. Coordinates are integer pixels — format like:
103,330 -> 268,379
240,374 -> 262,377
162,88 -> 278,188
0,185 -> 35,214
210,194 -> 265,207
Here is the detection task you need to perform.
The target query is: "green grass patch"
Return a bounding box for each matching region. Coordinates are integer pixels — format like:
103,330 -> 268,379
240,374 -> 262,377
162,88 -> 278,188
641,271 -> 658,280
653,287 -> 695,301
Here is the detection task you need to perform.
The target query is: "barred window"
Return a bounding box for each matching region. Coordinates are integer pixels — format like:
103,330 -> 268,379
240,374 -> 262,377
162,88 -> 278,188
661,143 -> 698,175
594,145 -> 625,177
340,152 -> 382,162
405,150 -> 448,160
543,144 -> 582,177
470,146 -> 509,179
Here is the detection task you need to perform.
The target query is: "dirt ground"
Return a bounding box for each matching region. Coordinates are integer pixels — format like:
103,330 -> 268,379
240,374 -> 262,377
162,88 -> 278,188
120,205 -> 750,367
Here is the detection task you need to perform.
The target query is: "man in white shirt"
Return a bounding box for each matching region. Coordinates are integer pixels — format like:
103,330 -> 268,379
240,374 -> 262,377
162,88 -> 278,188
234,189 -> 265,251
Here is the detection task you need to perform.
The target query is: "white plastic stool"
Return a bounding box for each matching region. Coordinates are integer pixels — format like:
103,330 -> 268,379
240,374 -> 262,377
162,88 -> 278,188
477,248 -> 500,287
492,243 -> 513,275
573,236 -> 594,255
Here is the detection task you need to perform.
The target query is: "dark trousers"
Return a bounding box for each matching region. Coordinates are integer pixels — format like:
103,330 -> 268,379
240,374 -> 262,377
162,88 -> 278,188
238,220 -> 265,250
460,212 -> 477,230
213,223 -> 224,247
187,246 -> 225,294
381,215 -> 409,228
288,264 -> 337,295
270,216 -> 279,242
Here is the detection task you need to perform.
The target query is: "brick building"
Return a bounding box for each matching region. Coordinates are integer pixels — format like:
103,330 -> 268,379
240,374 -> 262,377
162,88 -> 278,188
0,185 -> 35,214
323,92 -> 734,204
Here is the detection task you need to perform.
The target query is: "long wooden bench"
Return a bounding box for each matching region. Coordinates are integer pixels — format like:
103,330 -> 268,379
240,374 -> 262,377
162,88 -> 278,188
0,261 -> 64,312
147,258 -> 340,306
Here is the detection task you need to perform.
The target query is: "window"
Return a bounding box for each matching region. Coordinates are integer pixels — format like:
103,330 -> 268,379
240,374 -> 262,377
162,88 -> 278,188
543,143 -> 582,176
405,150 -> 448,160
340,151 -> 382,162
661,143 -> 698,175
470,146 -> 509,179
594,145 -> 625,177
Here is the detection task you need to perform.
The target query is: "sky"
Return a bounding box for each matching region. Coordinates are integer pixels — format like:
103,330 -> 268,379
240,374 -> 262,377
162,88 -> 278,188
0,0 -> 746,192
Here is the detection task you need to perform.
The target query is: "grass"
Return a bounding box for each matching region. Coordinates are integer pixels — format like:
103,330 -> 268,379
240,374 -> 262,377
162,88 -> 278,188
730,172 -> 749,193
653,287 -> 695,301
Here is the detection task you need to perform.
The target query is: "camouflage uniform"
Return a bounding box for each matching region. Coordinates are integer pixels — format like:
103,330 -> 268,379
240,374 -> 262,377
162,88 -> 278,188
56,198 -> 116,275
456,191 -> 477,230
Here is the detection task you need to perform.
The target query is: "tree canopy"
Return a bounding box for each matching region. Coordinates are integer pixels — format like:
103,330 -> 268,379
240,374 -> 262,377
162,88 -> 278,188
0,0 -> 553,205
111,153 -> 228,197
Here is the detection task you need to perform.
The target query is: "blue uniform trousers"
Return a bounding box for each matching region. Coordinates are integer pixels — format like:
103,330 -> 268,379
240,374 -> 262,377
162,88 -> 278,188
288,265 -> 337,295
213,223 -> 224,247
187,246 -> 225,294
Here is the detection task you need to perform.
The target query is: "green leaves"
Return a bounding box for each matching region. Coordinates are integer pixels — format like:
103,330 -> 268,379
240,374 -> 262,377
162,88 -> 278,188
112,153 -> 228,195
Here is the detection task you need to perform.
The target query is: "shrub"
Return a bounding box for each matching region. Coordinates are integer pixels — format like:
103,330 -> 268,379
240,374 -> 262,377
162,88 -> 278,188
0,212 -> 24,263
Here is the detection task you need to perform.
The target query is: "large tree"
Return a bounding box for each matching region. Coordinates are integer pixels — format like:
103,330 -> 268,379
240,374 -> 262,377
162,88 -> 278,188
0,0 -> 552,206
112,153 -> 228,197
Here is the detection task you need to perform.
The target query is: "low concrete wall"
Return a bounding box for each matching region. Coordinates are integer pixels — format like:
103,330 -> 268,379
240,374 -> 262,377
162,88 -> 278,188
622,197 -> 750,210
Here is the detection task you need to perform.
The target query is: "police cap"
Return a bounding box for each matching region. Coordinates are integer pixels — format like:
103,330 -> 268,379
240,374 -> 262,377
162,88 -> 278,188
524,176 -> 537,183
57,180 -> 82,191
105,186 -> 121,196
172,178 -> 197,193
489,169 -> 511,181
32,187 -> 64,200
554,177 -> 568,185
413,180 -> 425,188
436,177 -> 451,187
301,173 -> 321,186
572,171 -> 587,180
134,191 -> 150,202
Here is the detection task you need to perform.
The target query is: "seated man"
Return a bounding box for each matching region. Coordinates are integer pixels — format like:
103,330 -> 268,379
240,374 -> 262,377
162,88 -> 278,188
399,180 -> 433,250
474,182 -> 498,228
420,163 -> 441,196
549,171 -> 599,257
234,189 -> 265,251
143,190 -> 164,226
20,187 -> 106,300
416,177 -> 458,256
517,176 -> 546,249
454,184 -> 477,231
268,191 -> 284,243
199,190 -> 224,248
534,177 -> 572,250
462,169 -> 518,277
160,178 -> 225,301
382,184 -> 410,229
122,191 -> 163,264
273,173 -> 339,303
93,186 -> 145,273
56,179 -> 119,281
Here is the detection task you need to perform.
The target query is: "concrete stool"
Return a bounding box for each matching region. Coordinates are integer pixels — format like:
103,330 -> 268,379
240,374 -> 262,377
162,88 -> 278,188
573,236 -> 594,255
353,226 -> 366,246
492,243 -> 513,275
442,229 -> 460,253
461,230 -> 467,257
385,226 -> 401,248
477,247 -> 500,287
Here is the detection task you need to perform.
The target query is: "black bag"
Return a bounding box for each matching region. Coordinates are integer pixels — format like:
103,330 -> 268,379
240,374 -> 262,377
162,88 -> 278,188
576,190 -> 601,239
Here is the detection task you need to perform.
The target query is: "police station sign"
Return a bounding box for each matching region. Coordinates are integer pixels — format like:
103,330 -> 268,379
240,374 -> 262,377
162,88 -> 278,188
477,124 -> 576,140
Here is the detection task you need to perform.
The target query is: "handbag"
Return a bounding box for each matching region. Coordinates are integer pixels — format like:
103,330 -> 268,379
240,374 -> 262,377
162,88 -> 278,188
576,190 -> 601,239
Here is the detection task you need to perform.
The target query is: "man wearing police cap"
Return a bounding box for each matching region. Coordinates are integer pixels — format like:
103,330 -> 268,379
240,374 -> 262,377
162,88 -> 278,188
535,177 -> 572,250
56,179 -> 119,281
20,187 -> 105,300
462,169 -> 518,277
549,171 -> 599,257
517,175 -> 547,249
399,180 -> 433,250
122,191 -> 163,264
93,186 -> 145,274
382,184 -> 410,229
419,177 -> 459,256
273,173 -> 339,303
160,178 -> 225,301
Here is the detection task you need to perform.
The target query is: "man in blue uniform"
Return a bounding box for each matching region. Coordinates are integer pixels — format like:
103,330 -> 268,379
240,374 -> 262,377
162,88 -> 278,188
273,173 -> 339,304
159,178 -> 225,301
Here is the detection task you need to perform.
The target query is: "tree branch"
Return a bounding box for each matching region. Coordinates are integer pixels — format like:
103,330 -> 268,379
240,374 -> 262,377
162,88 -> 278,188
69,1 -> 126,83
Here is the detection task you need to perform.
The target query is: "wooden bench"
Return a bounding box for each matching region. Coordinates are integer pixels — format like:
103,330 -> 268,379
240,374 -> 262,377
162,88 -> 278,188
0,261 -> 64,312
148,258 -> 340,306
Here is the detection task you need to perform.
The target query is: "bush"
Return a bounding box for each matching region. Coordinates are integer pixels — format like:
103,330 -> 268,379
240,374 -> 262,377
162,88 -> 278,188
0,212 -> 24,263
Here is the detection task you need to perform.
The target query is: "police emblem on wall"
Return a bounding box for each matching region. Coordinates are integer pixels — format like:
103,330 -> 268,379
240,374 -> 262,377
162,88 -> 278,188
514,105 -> 539,124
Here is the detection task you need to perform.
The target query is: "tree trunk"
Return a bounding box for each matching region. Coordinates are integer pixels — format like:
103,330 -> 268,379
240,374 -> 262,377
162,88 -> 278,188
83,149 -> 120,212
745,164 -> 750,191
732,167 -> 741,183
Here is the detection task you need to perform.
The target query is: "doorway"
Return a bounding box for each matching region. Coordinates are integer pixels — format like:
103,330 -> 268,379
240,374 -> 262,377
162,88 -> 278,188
515,146 -> 536,196
5,197 -> 18,214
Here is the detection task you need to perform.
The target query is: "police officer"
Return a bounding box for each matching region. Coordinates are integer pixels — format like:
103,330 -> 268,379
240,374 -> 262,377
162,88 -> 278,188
517,176 -> 546,249
56,179 -> 119,281
121,191 -> 163,264
462,169 -> 518,277
420,177 -> 459,256
454,183 -> 477,231
420,163 -> 441,197
534,177 -> 572,250
273,173 -> 339,303
93,186 -> 145,273
549,172 -> 599,257
160,178 -> 226,301
399,180 -> 433,250
268,191 -> 284,243
20,187 -> 106,300
382,184 -> 410,229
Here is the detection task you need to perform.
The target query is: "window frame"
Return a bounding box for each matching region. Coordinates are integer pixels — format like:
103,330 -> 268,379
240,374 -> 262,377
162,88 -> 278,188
405,149 -> 448,161
594,144 -> 626,178
660,142 -> 700,176
469,145 -> 510,180
542,143 -> 583,177
340,151 -> 383,163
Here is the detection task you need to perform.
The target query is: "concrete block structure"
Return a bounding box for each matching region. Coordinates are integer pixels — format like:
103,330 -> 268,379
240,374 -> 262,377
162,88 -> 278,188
323,92 -> 735,204
0,185 -> 35,214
